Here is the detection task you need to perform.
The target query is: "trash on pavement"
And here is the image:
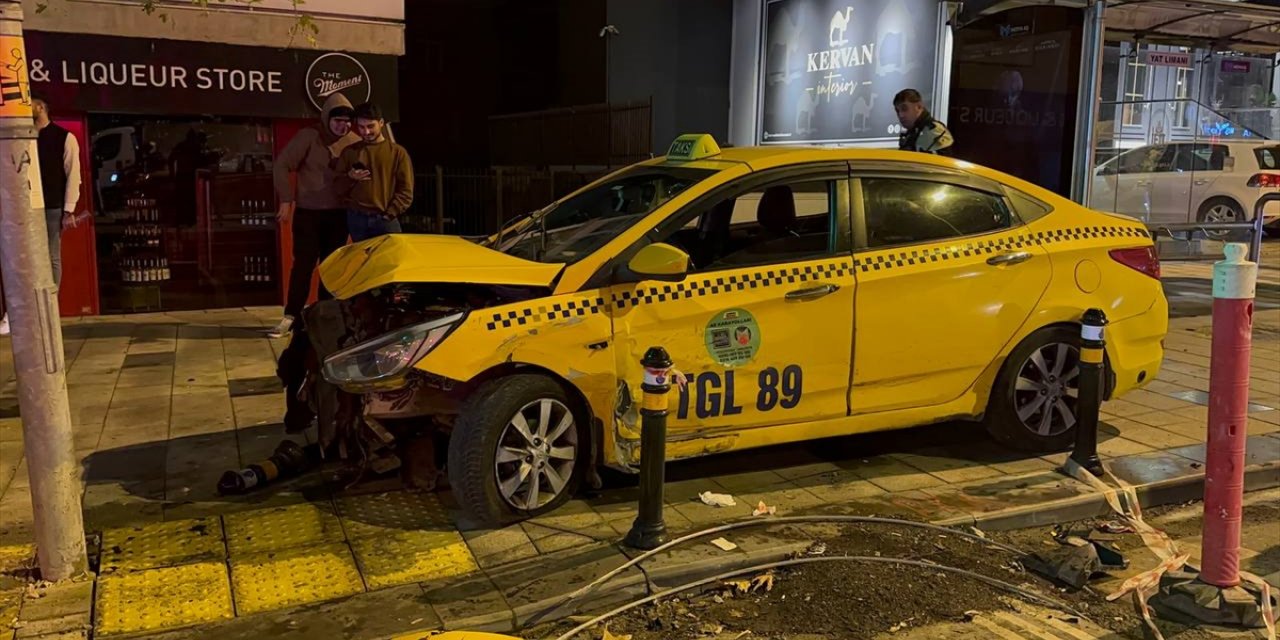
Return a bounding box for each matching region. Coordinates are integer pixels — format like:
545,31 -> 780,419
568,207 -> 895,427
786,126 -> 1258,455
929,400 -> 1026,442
727,572 -> 775,594
699,491 -> 737,508
601,627 -> 631,640
710,537 -> 739,552
1096,520 -> 1135,534
1027,534 -> 1129,590
752,500 -> 776,516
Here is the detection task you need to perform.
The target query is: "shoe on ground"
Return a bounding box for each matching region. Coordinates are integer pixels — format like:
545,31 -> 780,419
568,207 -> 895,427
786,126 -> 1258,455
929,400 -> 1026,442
268,316 -> 294,338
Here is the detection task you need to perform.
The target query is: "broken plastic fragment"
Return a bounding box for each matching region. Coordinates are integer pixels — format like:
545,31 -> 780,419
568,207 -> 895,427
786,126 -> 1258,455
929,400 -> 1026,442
710,537 -> 738,551
601,627 -> 631,640
1096,520 -> 1135,534
699,491 -> 737,507
752,500 -> 776,516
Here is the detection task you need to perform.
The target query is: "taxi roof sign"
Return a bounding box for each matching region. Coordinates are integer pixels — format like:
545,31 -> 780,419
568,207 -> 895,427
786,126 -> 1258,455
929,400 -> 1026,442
667,134 -> 721,161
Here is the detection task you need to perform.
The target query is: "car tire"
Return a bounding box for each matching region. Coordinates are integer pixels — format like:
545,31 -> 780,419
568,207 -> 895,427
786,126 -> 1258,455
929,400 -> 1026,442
448,374 -> 584,525
1197,197 -> 1247,241
984,326 -> 1084,453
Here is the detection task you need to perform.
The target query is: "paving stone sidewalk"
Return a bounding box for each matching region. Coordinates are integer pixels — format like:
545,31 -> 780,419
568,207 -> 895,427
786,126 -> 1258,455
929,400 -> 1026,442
0,266 -> 1277,638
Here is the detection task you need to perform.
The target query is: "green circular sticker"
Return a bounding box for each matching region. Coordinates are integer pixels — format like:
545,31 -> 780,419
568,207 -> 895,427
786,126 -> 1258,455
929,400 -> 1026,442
704,308 -> 760,367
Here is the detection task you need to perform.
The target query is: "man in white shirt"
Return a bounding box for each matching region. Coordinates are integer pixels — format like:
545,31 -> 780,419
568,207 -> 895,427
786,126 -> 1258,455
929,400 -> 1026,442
1,97 -> 81,336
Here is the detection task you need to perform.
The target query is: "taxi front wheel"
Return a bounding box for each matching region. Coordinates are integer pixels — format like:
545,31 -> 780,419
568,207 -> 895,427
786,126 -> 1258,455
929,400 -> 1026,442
985,326 -> 1082,452
448,375 -> 583,524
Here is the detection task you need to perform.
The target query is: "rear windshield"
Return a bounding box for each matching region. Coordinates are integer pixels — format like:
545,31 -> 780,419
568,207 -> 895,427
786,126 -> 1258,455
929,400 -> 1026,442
1255,147 -> 1279,170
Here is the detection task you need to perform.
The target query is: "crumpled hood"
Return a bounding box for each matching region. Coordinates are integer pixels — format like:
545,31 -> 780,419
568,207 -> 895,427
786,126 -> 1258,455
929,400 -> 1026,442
319,234 -> 564,299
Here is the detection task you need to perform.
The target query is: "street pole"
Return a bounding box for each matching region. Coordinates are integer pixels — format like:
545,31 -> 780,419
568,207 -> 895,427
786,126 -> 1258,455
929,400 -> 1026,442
624,346 -> 672,550
1069,309 -> 1107,477
0,1 -> 87,581
1069,0 -> 1105,205
1153,243 -> 1271,629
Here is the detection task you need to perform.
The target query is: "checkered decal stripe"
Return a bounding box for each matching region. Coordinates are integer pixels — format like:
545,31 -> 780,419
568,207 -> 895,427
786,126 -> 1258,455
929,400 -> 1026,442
854,225 -> 1148,272
485,297 -> 609,331
482,225 -> 1149,330
484,259 -> 853,330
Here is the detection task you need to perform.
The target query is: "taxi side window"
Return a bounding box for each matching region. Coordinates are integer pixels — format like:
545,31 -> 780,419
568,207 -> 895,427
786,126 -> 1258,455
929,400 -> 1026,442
663,180 -> 837,272
862,178 -> 1012,249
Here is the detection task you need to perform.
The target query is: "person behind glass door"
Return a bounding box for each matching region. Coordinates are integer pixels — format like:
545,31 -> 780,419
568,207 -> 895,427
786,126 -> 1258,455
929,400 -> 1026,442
335,102 -> 414,242
267,94 -> 361,339
894,88 -> 954,156
1,97 -> 82,336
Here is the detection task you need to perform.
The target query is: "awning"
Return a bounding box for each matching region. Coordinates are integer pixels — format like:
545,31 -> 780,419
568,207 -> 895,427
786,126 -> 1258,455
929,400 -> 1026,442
958,0 -> 1280,54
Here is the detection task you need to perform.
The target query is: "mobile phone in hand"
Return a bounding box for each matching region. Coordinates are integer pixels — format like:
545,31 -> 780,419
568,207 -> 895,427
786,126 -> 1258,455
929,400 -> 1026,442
352,162 -> 367,171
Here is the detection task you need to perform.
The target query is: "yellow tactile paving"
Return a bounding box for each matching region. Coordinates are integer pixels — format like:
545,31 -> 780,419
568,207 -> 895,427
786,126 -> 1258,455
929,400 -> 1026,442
100,517 -> 224,573
229,542 -> 364,615
0,543 -> 33,575
224,502 -> 346,555
350,529 -> 479,589
0,587 -> 22,629
94,561 -> 233,636
335,490 -> 452,539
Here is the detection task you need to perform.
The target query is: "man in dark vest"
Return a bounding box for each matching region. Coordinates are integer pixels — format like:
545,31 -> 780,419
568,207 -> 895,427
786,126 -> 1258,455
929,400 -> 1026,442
0,97 -> 81,336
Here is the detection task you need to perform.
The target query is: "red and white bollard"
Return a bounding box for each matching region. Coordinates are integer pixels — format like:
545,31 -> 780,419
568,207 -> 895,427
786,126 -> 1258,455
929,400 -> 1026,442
1202,241 -> 1257,588
1153,243 -> 1274,630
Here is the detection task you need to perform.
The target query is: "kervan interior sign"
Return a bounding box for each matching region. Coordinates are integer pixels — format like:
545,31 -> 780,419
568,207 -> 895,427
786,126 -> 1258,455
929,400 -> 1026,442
760,0 -> 941,145
23,32 -> 398,120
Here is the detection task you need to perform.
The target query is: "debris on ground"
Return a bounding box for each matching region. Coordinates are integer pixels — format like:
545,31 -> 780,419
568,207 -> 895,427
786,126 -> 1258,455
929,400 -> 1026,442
601,626 -> 631,640
751,501 -> 776,517
1096,520 -> 1135,534
709,538 -> 738,552
726,572 -> 775,595
699,492 -> 737,508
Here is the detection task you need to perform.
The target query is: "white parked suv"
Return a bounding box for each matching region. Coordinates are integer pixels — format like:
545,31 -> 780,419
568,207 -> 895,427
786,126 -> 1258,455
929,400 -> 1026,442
1092,141 -> 1280,228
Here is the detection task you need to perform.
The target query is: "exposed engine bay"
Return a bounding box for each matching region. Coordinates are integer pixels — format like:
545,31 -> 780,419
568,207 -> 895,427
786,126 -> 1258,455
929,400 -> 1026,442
275,282 -> 546,490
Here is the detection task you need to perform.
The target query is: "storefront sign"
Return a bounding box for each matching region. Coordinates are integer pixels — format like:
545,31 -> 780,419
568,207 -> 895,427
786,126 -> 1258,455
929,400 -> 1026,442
23,32 -> 399,120
759,0 -> 941,145
1220,59 -> 1251,73
305,53 -> 372,111
1146,51 -> 1191,67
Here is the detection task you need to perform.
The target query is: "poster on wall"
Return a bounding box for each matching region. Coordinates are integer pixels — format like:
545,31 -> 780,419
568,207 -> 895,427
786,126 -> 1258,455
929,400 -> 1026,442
947,7 -> 1082,196
759,0 -> 941,145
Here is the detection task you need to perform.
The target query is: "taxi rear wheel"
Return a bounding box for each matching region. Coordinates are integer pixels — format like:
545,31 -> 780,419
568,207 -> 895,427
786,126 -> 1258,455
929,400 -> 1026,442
985,326 -> 1081,452
449,375 -> 583,525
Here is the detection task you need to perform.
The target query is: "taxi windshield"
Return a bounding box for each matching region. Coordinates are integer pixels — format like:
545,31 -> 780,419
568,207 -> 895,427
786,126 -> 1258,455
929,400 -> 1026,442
495,166 -> 716,264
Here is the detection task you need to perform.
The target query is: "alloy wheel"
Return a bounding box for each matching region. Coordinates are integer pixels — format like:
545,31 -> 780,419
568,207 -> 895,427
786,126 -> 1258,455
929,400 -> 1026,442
494,398 -> 577,511
1013,342 -> 1081,437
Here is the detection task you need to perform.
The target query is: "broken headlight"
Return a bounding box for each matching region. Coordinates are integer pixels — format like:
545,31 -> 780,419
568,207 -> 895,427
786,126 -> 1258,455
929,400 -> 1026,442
322,312 -> 465,385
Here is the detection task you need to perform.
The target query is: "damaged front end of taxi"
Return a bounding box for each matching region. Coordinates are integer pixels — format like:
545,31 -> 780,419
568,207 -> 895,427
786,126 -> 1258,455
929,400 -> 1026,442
277,234 -> 560,491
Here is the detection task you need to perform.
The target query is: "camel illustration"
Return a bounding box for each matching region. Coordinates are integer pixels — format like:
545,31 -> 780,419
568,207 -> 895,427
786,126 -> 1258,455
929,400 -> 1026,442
829,7 -> 852,47
851,92 -> 877,133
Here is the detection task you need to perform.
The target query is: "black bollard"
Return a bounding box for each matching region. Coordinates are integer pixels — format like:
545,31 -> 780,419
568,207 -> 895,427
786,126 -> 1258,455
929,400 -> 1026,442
1070,308 -> 1107,477
625,346 -> 673,550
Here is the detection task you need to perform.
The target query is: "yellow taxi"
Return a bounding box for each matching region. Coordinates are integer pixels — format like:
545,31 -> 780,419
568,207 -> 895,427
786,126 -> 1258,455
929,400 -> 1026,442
316,134 -> 1169,524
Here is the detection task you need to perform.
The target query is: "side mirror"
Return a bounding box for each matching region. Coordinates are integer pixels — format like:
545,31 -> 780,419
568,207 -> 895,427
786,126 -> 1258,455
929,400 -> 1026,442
620,242 -> 690,283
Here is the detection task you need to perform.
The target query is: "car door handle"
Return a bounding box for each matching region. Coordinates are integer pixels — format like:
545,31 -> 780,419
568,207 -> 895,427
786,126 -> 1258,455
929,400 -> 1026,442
1193,179 -> 1209,186
1135,181 -> 1152,187
785,284 -> 839,301
987,251 -> 1033,266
